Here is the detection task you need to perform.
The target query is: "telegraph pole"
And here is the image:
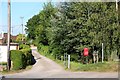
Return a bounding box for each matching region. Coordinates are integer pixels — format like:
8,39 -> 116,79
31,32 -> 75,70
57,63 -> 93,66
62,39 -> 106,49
20,17 -> 24,43
7,0 -> 11,71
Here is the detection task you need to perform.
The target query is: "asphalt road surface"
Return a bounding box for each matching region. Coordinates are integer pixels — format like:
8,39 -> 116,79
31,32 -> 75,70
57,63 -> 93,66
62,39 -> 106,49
4,47 -> 118,78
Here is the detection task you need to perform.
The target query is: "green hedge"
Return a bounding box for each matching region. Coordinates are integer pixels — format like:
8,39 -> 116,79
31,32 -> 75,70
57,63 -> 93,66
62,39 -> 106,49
20,49 -> 33,65
0,62 -> 7,65
19,44 -> 30,50
10,50 -> 26,70
10,44 -> 35,70
20,44 -> 34,65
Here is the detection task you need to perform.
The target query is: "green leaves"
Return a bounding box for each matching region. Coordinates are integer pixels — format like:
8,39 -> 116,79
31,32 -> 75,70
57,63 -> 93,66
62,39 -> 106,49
26,2 -> 119,61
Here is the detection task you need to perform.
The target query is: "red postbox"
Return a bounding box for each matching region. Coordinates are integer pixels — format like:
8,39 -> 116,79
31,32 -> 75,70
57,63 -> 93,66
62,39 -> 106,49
83,48 -> 89,56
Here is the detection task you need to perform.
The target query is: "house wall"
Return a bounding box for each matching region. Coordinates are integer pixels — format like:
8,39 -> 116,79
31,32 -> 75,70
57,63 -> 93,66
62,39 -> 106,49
0,39 -> 3,44
0,45 -> 17,62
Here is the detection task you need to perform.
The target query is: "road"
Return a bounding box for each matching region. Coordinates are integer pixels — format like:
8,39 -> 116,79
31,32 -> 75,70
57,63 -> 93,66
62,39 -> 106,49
4,47 -> 118,78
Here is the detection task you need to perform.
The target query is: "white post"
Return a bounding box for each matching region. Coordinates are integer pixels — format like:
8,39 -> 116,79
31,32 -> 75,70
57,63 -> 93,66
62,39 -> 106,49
102,43 -> 104,63
68,55 -> 70,69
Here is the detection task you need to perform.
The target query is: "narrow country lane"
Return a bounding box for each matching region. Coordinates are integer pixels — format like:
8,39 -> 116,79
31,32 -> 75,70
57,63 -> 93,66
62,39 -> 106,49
4,47 -> 118,78
4,47 -> 66,78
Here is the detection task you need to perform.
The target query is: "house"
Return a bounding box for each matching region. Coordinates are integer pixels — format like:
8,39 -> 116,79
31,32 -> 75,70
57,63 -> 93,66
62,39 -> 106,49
0,32 -> 4,44
0,32 -> 19,62
0,32 -> 17,44
0,43 -> 19,62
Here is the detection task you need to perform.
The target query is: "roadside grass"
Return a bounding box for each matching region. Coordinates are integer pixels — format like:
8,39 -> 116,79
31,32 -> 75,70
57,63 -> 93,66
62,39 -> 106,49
54,60 -> 118,72
38,49 -> 118,72
39,52 -> 118,72
69,61 -> 118,72
1,65 -> 32,75
37,45 -> 118,72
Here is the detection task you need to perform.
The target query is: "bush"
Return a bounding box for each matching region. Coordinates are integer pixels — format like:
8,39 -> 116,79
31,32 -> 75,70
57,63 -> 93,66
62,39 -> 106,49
38,45 -> 49,56
19,44 -> 30,50
10,50 -> 26,70
70,54 -> 79,62
21,49 -> 34,65
0,62 -> 7,65
20,44 -> 34,65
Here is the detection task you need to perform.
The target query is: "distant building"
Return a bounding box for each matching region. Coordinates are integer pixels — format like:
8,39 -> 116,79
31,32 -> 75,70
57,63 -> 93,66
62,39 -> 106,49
0,32 -> 19,62
0,33 -> 17,44
0,32 -> 4,44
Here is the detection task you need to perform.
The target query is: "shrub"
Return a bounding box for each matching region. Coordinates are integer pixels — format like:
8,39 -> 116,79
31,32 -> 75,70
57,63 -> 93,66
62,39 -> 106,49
10,50 -> 26,70
19,44 -> 30,50
0,62 -> 7,65
20,44 -> 34,65
22,49 -> 33,65
38,45 -> 49,56
70,54 -> 79,62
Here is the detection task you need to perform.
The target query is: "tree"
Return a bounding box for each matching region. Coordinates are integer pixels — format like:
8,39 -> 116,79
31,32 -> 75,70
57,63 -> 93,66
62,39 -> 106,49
26,2 -> 119,61
16,34 -> 26,43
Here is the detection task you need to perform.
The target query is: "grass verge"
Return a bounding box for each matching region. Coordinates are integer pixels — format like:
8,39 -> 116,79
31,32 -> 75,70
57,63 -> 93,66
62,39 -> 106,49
69,61 -> 118,72
37,45 -> 118,72
1,65 -> 32,75
38,49 -> 118,72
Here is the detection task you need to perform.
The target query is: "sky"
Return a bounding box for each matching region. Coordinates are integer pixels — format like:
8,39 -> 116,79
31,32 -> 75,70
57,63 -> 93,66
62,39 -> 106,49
0,1 -> 44,36
0,0 -> 118,36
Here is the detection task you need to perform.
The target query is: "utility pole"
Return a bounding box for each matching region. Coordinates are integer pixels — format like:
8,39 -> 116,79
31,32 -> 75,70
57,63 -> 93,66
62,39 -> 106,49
20,17 -> 24,43
7,0 -> 11,71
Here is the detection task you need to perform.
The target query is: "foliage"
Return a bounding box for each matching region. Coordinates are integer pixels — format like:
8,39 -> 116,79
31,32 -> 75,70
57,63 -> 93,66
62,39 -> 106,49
10,50 -> 26,70
25,2 -> 119,62
0,62 -> 7,65
16,34 -> 26,43
25,2 -> 57,45
19,44 -> 35,65
37,44 -> 49,56
19,44 -> 30,50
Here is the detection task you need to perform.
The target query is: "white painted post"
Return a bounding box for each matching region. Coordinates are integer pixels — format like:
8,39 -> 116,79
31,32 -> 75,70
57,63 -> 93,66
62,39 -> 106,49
68,55 -> 70,69
102,43 -> 104,63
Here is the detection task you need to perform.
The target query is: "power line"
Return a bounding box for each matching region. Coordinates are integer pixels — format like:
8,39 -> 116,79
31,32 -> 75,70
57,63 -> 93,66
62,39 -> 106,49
0,25 -> 21,27
0,25 -> 24,35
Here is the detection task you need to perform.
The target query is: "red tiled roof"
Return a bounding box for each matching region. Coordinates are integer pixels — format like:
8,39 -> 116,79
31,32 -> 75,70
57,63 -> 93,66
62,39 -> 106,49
0,33 -> 17,44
